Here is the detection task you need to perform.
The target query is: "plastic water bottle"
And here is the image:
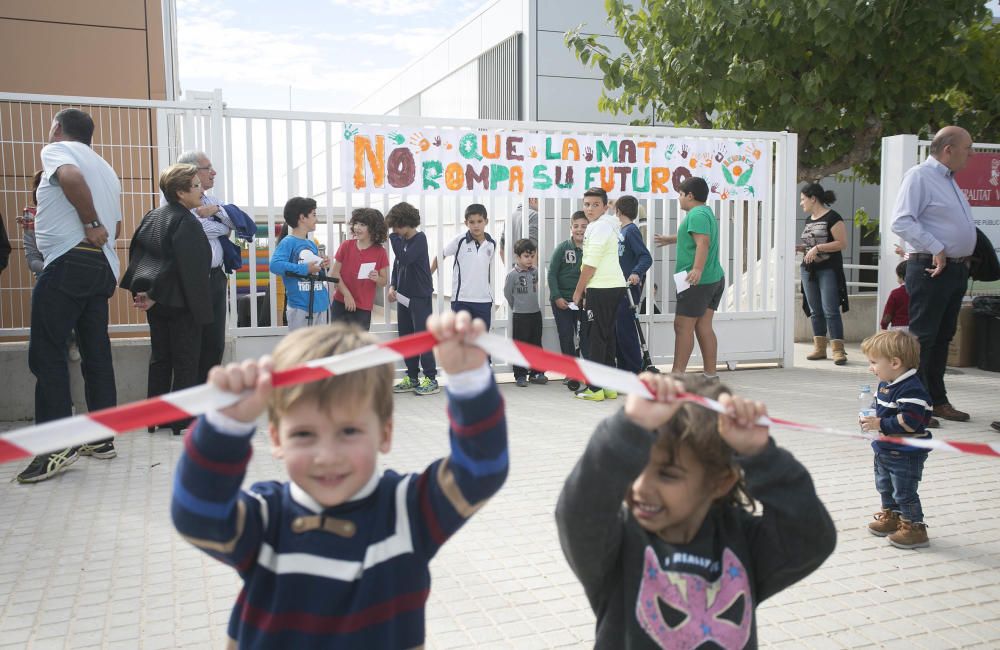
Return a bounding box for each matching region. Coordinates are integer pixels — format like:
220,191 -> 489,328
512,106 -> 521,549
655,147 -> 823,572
858,384 -> 875,430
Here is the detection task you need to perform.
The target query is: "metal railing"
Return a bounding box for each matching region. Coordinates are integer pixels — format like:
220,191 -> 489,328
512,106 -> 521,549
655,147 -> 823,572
1,90 -> 800,366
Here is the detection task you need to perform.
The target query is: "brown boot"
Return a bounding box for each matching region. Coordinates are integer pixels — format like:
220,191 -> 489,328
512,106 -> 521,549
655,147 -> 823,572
831,339 -> 847,365
806,336 -> 828,360
868,508 -> 900,537
888,519 -> 929,549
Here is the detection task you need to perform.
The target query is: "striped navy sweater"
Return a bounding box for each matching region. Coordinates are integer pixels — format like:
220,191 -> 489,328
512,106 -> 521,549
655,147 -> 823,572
171,371 -> 507,648
871,368 -> 933,453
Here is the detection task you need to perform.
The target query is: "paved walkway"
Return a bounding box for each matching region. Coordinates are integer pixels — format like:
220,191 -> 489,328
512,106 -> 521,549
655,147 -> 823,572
2,342 -> 999,648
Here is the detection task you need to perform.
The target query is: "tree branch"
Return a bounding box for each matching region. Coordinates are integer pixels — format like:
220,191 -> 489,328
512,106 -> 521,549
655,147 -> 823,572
798,117 -> 883,182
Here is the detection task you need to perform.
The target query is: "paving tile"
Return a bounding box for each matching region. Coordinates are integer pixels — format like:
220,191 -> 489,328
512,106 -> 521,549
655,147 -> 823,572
1,342 -> 999,647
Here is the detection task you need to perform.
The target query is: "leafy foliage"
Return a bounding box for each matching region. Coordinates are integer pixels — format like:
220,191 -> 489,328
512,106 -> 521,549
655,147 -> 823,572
566,0 -> 1000,182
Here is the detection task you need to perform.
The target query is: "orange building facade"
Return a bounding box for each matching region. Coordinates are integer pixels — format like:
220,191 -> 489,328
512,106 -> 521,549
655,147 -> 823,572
0,0 -> 177,336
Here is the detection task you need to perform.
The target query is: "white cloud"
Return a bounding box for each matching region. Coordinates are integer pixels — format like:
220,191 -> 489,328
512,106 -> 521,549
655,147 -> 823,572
329,0 -> 443,17
177,17 -> 427,108
175,0 -> 483,110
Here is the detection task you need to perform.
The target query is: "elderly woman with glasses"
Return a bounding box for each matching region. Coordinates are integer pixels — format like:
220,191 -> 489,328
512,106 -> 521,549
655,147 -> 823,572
120,163 -> 212,434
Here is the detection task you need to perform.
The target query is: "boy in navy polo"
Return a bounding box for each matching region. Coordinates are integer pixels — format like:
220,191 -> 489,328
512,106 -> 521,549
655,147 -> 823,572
386,202 -> 438,395
614,195 -> 652,373
432,203 -> 496,329
859,330 -> 933,549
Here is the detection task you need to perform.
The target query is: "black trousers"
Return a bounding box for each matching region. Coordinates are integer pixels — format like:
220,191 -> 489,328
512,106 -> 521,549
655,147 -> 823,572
148,303 -> 201,431
198,267 -> 228,383
28,248 -> 116,444
905,257 -> 968,404
585,286 -> 625,390
330,299 -> 373,331
511,311 -> 543,379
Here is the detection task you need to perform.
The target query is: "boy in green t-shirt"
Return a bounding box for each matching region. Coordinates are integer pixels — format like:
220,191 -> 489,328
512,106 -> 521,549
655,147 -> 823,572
548,211 -> 589,359
655,177 -> 725,376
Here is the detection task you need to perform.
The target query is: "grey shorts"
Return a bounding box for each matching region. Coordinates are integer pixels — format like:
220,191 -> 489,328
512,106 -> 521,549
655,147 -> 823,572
676,278 -> 725,317
286,307 -> 329,331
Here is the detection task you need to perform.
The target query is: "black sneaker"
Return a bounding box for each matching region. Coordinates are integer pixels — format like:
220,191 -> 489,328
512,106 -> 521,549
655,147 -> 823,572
529,373 -> 548,385
16,448 -> 79,483
78,440 -> 117,459
515,376 -> 528,387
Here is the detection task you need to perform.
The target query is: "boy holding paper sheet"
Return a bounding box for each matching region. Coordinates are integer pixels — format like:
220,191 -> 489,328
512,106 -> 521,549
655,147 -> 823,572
386,202 -> 439,395
655,177 -> 725,377
331,208 -> 389,331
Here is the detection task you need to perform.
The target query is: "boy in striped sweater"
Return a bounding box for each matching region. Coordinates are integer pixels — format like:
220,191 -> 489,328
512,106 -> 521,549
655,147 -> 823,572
172,311 -> 507,648
859,330 -> 932,549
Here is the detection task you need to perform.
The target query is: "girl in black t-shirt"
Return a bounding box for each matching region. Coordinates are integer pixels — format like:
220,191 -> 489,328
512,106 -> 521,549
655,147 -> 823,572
798,183 -> 849,364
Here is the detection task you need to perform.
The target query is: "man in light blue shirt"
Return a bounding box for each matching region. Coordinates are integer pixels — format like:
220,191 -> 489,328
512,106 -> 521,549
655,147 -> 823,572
890,126 -> 976,422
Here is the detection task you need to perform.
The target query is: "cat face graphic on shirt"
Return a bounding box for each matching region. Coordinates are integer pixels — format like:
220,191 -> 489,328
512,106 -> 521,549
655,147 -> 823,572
636,546 -> 752,649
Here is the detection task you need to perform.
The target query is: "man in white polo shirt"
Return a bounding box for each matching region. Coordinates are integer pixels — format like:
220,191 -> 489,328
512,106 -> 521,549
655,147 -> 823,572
19,108 -> 122,483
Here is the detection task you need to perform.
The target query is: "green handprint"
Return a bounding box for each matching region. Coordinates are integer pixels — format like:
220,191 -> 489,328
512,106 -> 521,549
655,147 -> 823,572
388,131 -> 405,145
343,123 -> 359,141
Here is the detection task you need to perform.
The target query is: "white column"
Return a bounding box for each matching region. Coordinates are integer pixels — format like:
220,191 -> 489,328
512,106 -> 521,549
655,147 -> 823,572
778,132 -> 798,368
877,135 -> 918,330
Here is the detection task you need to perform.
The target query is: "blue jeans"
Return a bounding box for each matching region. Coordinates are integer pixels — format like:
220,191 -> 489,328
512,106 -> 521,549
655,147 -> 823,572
397,297 -> 435,381
28,248 -> 117,428
801,265 -> 844,340
874,449 -> 928,523
905,257 -> 968,404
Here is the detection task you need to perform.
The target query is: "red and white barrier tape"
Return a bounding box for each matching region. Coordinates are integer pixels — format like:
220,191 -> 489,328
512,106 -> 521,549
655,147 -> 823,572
2,330 -> 999,465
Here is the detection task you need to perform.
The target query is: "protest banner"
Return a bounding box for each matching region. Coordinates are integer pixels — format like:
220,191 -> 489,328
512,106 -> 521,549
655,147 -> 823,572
342,124 -> 771,200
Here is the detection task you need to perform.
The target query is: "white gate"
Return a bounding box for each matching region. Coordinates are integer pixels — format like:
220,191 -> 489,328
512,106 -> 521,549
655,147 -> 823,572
0,91 -> 798,368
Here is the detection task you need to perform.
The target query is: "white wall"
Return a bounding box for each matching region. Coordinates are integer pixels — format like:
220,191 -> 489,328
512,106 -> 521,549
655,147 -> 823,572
353,0 -> 526,116
353,0 -> 653,125
533,0 -> 652,124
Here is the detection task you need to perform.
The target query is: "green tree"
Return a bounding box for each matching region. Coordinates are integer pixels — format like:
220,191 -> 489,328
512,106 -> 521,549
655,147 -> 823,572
566,0 -> 1000,183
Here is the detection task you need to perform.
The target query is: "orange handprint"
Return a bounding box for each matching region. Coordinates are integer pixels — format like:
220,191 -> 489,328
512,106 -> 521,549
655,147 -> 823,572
529,145 -> 538,158
746,144 -> 762,160
410,132 -> 431,152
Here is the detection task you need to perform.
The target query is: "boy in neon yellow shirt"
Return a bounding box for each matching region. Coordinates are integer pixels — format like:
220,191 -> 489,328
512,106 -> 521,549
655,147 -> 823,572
572,187 -> 627,401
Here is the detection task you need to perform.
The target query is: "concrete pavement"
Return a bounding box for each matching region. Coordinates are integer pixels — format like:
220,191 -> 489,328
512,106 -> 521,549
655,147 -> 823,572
2,342 -> 999,648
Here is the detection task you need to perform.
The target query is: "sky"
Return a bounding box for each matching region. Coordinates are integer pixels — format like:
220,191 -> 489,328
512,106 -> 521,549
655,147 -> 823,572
175,0 -> 486,112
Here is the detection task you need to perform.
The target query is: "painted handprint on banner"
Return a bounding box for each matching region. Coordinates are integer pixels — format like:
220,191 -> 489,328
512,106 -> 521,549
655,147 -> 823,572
689,152 -> 713,169
584,146 -> 594,162
432,135 -> 442,147
745,144 -> 762,160
343,123 -> 359,141
388,131 -> 405,145
680,144 -> 689,158
410,132 -> 431,152
529,145 -> 538,159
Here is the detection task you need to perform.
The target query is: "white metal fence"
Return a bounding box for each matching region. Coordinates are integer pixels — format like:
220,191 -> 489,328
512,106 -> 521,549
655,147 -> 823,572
1,91 -> 799,368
